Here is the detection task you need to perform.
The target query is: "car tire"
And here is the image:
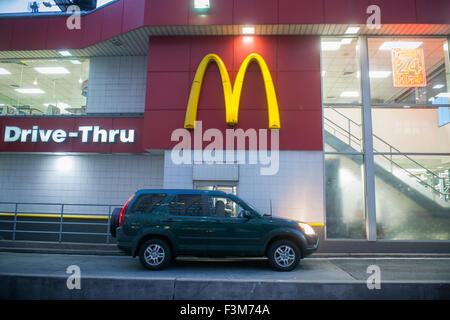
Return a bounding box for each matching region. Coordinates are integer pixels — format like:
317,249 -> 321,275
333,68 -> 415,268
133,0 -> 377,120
109,207 -> 122,238
139,239 -> 172,270
267,240 -> 301,271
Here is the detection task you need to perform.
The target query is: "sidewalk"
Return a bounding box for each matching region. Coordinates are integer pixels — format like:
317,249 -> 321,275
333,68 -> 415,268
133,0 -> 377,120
1,252 -> 449,299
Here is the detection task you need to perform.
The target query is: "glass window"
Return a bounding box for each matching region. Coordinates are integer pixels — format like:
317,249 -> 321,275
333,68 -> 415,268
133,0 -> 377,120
129,194 -> 167,214
324,105 -> 363,152
0,58 -> 89,116
168,195 -> 204,217
375,155 -> 450,240
321,37 -> 361,104
208,196 -> 246,218
368,38 -> 449,106
371,106 -> 450,153
325,154 -> 366,239
194,181 -> 237,195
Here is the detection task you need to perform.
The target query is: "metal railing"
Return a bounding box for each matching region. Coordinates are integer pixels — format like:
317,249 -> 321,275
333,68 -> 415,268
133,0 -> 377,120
0,202 -> 121,243
324,107 -> 450,203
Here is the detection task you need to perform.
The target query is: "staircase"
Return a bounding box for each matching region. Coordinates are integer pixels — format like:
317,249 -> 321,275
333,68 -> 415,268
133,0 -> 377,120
324,108 -> 450,215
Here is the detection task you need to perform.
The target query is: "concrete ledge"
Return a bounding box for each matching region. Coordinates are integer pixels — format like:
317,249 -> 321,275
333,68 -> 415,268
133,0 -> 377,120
0,240 -> 125,256
1,274 -> 449,300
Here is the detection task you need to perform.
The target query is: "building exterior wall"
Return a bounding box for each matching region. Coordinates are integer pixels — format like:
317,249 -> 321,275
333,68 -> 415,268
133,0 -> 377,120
0,154 -> 164,205
87,56 -> 147,114
162,150 -> 324,225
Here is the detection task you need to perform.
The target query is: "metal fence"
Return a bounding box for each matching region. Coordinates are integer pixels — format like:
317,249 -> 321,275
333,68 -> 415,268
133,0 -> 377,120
0,201 -> 122,244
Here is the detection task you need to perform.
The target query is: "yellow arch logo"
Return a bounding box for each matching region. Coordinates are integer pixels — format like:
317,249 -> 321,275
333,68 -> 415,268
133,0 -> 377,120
184,53 -> 280,129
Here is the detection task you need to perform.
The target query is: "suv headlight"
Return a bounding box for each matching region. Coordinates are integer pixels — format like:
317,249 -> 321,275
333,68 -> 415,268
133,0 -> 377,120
298,222 -> 316,236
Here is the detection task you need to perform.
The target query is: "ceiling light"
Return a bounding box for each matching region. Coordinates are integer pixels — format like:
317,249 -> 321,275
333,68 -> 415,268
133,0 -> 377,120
321,41 -> 341,51
341,38 -> 353,44
345,27 -> 360,34
70,60 -> 82,65
35,67 -> 70,74
436,92 -> 450,98
194,0 -> 210,10
15,88 -> 45,94
58,50 -> 72,57
369,71 -> 391,78
340,91 -> 359,98
433,84 -> 445,89
0,68 -> 11,75
78,77 -> 83,84
379,41 -> 422,50
242,27 -> 255,35
33,78 -> 38,85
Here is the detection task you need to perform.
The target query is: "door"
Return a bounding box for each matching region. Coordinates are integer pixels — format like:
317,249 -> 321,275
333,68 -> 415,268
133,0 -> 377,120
164,194 -> 211,255
206,195 -> 263,256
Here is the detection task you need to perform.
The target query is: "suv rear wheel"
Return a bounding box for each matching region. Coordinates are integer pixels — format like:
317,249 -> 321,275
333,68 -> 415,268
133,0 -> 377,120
139,239 -> 172,270
267,240 -> 301,271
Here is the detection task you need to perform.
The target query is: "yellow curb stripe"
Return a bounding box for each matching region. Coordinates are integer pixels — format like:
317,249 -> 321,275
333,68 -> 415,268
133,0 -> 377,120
0,213 -> 109,220
0,212 -> 325,226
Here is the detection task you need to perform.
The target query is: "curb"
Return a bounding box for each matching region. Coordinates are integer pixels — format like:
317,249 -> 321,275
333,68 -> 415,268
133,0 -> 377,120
1,274 -> 449,300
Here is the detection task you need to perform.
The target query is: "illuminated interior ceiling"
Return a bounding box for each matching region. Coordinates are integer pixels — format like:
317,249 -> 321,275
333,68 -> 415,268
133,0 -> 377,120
0,58 -> 89,114
322,37 -> 448,104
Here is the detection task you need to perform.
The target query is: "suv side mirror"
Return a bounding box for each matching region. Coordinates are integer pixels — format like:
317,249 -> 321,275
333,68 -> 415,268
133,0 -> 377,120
242,211 -> 253,219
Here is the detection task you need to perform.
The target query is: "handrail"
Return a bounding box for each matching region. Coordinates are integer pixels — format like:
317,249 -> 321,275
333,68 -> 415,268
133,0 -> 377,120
324,107 -> 449,202
0,201 -> 122,243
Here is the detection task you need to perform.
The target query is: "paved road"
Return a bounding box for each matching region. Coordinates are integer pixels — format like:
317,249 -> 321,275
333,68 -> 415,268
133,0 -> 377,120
1,252 -> 449,282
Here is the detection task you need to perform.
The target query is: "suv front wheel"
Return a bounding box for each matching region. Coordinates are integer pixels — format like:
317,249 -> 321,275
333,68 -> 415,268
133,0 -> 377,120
267,240 -> 301,271
139,239 -> 172,270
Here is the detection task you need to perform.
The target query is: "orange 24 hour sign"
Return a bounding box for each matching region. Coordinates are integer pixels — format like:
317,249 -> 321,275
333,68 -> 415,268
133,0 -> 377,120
392,48 -> 427,87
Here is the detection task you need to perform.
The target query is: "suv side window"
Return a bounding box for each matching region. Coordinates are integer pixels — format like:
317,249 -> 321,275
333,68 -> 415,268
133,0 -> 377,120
208,196 -> 246,218
129,194 -> 167,214
168,194 -> 205,216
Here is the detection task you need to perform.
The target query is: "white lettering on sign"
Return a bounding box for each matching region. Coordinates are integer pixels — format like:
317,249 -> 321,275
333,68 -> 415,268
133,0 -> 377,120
3,126 -> 136,144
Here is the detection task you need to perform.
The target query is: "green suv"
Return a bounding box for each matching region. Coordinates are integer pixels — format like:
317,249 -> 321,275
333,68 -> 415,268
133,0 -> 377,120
111,189 -> 319,271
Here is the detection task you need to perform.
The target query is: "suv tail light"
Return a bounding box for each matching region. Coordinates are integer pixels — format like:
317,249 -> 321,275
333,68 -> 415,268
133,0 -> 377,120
118,194 -> 135,227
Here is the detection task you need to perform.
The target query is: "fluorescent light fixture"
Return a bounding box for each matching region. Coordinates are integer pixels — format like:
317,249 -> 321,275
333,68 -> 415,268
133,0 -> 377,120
35,67 -> 70,74
194,0 -> 210,9
15,88 -> 45,94
345,26 -> 360,34
58,50 -> 72,57
340,91 -> 359,98
369,71 -> 391,78
436,92 -> 450,98
379,41 -> 422,50
321,41 -> 341,51
242,26 -> 255,35
341,38 -> 353,44
70,60 -> 82,65
341,91 -> 359,98
0,104 -> 5,106
433,84 -> 445,89
0,68 -> 11,75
